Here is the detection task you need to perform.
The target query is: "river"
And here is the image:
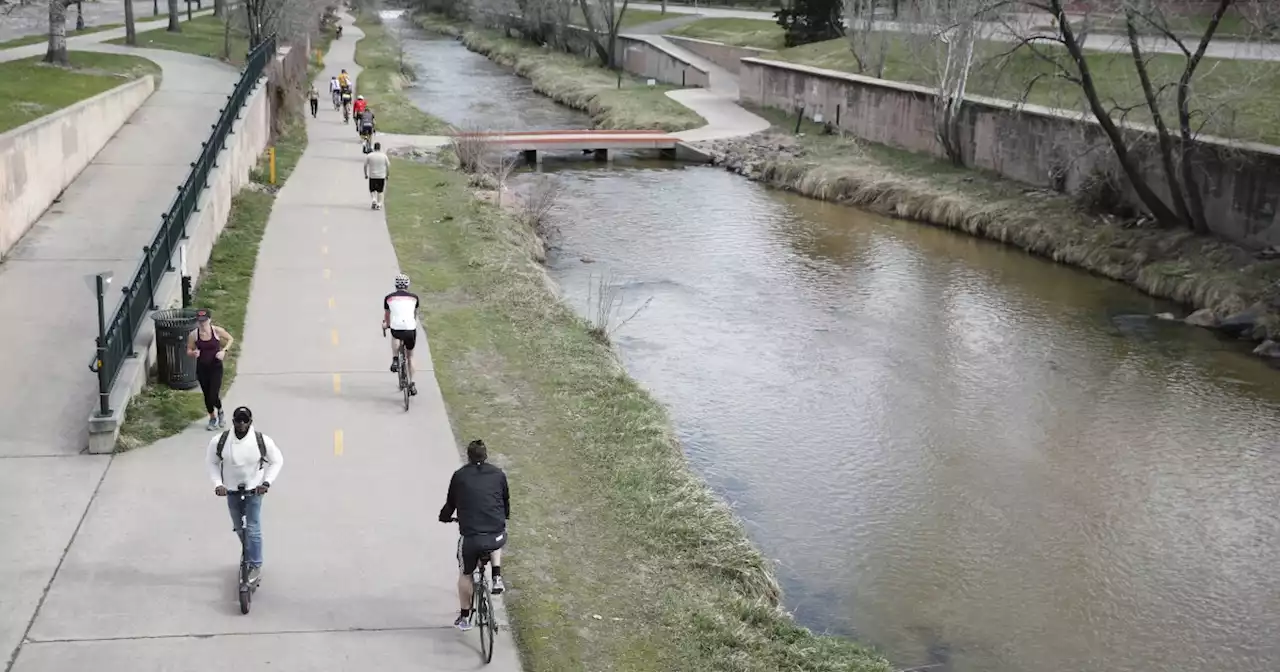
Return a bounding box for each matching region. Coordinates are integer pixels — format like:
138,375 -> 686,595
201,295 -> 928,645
395,20 -> 1280,672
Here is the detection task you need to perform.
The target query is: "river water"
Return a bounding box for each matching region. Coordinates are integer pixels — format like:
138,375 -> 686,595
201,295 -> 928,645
396,20 -> 1280,672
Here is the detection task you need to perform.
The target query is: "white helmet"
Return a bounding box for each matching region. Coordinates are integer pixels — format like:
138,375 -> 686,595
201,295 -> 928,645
357,95 -> 364,101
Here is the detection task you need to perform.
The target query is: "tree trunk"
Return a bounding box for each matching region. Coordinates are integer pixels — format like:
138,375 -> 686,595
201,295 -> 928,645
125,0 -> 137,44
223,7 -> 232,59
167,0 -> 179,30
45,0 -> 70,66
213,0 -> 223,17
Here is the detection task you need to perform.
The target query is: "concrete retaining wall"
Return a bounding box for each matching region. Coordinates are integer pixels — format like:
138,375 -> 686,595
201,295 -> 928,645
738,57 -> 1280,248
87,75 -> 272,453
663,34 -> 773,75
0,76 -> 156,260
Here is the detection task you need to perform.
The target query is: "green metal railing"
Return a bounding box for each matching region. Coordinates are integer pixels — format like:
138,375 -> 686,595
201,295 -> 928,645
89,35 -> 278,415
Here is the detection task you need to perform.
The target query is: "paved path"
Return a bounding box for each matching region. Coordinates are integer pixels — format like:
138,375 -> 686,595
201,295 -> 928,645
628,2 -> 1280,62
6,15 -> 524,672
0,7 -> 215,60
0,0 -> 187,43
0,23 -> 236,672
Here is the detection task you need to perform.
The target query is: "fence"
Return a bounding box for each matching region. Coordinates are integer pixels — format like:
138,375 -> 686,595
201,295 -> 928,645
89,35 -> 278,402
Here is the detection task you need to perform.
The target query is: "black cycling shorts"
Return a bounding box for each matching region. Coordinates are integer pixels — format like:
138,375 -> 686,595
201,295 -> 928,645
390,327 -> 415,350
457,531 -> 507,575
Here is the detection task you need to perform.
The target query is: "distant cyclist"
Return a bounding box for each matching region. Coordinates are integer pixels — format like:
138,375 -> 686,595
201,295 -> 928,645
382,273 -> 418,396
353,94 -> 368,117
338,69 -> 351,94
328,75 -> 341,109
439,439 -> 509,631
358,107 -> 375,151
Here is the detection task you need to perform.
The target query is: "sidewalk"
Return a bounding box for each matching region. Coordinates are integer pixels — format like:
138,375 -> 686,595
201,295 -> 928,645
0,8 -> 215,62
0,26 -> 237,671
6,16 -> 523,672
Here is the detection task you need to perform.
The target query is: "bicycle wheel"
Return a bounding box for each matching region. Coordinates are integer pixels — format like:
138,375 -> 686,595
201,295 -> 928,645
478,587 -> 494,663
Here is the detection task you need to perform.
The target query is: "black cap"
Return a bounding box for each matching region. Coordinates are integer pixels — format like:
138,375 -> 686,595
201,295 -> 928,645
232,406 -> 252,423
195,309 -> 210,321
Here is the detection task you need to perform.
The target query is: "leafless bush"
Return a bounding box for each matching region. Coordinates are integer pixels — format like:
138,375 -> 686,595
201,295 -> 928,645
585,271 -> 652,343
516,175 -> 564,232
450,124 -> 521,204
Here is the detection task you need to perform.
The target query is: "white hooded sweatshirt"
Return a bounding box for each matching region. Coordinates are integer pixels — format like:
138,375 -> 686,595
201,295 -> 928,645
206,425 -> 284,490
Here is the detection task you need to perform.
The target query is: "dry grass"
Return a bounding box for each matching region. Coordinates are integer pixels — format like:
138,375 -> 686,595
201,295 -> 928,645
384,158 -> 893,671
716,106 -> 1280,335
415,13 -> 706,132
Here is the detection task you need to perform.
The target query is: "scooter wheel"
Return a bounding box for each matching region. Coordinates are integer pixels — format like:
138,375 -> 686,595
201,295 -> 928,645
239,588 -> 251,614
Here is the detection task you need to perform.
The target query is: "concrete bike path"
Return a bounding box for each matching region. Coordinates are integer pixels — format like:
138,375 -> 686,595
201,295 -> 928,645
0,8 -> 216,63
8,15 -> 524,672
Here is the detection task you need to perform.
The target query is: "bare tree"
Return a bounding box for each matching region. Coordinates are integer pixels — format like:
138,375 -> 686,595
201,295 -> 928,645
844,0 -> 889,76
585,270 -> 652,343
167,0 -> 179,30
575,0 -> 631,67
125,0 -> 137,44
214,0 -> 225,16
907,0 -> 1002,165
45,0 -> 75,65
516,174 -> 564,231
1005,0 -> 1276,232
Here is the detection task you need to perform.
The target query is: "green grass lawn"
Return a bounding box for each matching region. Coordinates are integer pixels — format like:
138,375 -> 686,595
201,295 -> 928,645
1039,12 -> 1280,42
0,52 -> 160,133
667,17 -> 784,49
352,13 -> 450,135
107,14 -> 249,64
771,35 -> 1280,145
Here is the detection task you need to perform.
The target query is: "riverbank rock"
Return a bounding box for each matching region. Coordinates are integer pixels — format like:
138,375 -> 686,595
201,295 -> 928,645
1184,308 -> 1218,328
1253,340 -> 1280,359
1218,305 -> 1266,339
694,132 -> 806,180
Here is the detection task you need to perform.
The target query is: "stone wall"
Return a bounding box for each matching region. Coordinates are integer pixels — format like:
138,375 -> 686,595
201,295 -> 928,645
0,76 -> 155,260
663,34 -> 773,75
738,57 -> 1280,248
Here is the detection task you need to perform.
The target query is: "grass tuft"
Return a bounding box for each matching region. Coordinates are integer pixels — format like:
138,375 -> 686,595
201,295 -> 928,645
0,52 -> 160,133
415,13 -> 706,132
115,118 -> 307,451
384,158 -> 892,671
352,13 -> 451,135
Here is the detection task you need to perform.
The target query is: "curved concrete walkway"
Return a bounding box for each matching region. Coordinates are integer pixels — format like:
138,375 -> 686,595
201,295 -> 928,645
0,22 -> 238,672
6,14 -> 524,672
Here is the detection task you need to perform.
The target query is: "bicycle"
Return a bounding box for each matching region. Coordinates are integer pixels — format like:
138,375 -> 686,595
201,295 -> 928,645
220,485 -> 262,614
331,90 -> 341,110
382,325 -> 413,411
449,518 -> 498,664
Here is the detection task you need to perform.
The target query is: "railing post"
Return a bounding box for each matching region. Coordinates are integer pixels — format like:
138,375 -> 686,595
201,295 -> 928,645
143,245 -> 158,310
94,275 -> 111,417
122,286 -> 137,357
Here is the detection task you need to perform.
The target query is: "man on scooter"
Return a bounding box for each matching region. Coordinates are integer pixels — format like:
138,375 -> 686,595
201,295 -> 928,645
207,406 -> 284,585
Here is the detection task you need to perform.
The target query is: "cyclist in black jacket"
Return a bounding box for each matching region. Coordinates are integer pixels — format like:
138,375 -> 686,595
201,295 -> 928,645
439,439 -> 509,630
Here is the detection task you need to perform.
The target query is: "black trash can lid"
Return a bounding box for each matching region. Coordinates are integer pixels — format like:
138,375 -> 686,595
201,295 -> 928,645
152,308 -> 200,329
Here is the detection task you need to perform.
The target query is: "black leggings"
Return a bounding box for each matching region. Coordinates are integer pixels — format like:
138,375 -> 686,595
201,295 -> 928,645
196,361 -> 224,414
310,98 -> 318,115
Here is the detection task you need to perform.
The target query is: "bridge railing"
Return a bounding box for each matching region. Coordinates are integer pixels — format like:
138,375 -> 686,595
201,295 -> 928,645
89,35 -> 278,403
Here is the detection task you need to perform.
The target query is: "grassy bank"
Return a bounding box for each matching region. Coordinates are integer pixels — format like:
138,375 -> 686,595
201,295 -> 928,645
414,14 -> 704,131
568,6 -> 670,28
108,14 -> 249,64
115,119 -> 306,451
706,106 -> 1280,336
0,52 -> 160,133
668,17 -> 784,49
385,156 -> 891,671
352,13 -> 450,134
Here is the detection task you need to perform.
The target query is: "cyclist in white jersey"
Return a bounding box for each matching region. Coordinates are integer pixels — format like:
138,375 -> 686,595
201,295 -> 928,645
383,273 -> 420,396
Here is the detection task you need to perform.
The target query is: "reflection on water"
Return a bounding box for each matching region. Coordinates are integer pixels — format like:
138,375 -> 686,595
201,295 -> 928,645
540,166 -> 1280,672
401,27 -> 1280,672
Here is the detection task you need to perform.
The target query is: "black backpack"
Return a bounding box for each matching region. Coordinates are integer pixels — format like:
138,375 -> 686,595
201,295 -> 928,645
216,430 -> 268,468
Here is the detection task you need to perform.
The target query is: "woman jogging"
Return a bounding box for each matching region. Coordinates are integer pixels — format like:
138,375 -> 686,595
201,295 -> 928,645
186,309 -> 234,431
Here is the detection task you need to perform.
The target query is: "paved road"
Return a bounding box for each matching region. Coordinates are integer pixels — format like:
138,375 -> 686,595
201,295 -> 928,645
0,6 -> 215,54
628,2 -> 1280,62
6,15 -> 524,672
0,21 -> 236,672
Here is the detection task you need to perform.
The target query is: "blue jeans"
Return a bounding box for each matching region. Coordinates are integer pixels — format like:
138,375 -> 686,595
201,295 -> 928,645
226,492 -> 263,567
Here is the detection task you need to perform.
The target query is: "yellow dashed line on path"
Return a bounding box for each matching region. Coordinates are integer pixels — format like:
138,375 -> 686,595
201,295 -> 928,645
323,268 -> 331,280
322,245 -> 329,255
334,429 -> 344,456
332,373 -> 341,394
331,329 -> 340,346
328,297 -> 336,310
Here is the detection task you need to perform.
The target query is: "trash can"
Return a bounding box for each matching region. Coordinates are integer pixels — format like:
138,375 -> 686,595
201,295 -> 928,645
152,309 -> 200,390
